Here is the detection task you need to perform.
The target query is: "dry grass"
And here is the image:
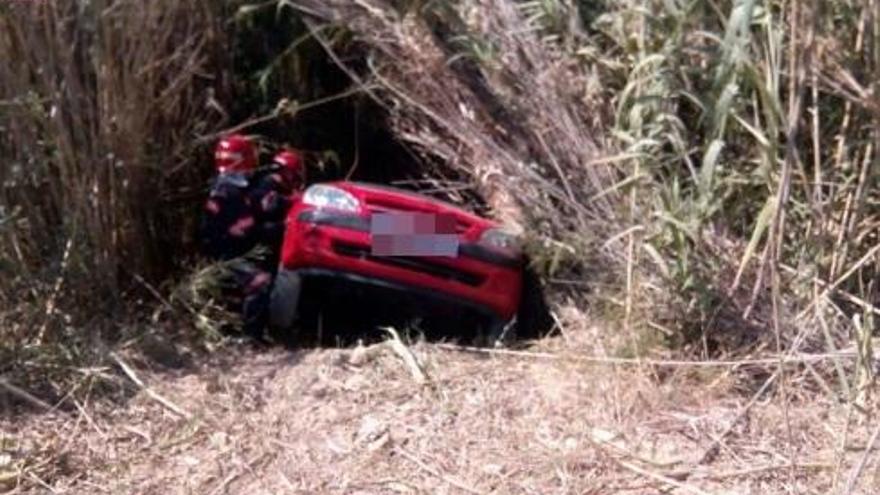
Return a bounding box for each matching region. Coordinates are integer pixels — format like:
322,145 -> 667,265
295,0 -> 623,264
3,0 -> 880,493
2,319 -> 877,494
0,0 -> 228,343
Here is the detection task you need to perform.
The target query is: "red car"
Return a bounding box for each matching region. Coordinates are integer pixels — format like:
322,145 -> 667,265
269,181 -> 524,343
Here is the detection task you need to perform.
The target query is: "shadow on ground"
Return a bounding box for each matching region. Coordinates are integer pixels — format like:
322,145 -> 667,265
1,265 -> 550,419
271,264 -> 554,349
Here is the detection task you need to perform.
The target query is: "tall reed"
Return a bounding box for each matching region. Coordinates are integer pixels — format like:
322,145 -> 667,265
0,0 -> 229,340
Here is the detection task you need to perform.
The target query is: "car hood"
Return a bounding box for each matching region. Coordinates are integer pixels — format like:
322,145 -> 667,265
328,181 -> 496,239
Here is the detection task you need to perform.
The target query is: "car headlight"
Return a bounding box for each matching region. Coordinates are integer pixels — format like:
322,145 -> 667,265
302,184 -> 361,213
479,228 -> 522,254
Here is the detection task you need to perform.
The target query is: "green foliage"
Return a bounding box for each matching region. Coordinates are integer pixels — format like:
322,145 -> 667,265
597,0 -> 880,352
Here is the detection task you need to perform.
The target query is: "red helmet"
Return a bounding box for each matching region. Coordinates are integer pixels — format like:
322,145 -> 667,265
272,149 -> 303,174
214,134 -> 257,173
272,149 -> 305,186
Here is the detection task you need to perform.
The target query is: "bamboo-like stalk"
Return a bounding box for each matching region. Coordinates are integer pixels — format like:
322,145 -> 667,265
0,0 -> 228,329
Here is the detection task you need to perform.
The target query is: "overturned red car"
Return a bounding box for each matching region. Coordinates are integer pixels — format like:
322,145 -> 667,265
268,181 -> 524,342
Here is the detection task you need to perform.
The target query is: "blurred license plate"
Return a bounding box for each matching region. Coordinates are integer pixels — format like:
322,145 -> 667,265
371,212 -> 459,257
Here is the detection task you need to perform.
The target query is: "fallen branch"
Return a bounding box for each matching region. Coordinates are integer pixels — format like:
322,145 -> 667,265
0,377 -> 52,411
110,353 -> 193,420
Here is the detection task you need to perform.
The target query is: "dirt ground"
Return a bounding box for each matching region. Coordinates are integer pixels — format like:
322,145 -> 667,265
1,324 -> 878,495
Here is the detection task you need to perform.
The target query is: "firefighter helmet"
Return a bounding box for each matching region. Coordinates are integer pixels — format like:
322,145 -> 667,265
214,134 -> 257,173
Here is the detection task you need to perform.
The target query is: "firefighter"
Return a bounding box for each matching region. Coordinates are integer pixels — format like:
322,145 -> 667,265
249,148 -> 306,260
200,134 -> 273,341
201,134 -> 259,259
248,148 -> 307,341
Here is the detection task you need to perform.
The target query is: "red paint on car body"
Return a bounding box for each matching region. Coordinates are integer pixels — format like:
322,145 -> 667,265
279,181 -> 523,320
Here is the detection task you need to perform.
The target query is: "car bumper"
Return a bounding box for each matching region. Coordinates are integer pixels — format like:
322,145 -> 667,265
280,208 -> 523,320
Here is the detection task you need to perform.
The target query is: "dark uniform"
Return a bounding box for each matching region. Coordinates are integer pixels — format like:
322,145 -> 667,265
201,173 -> 257,260
200,172 -> 273,340
248,168 -> 296,264
247,159 -> 303,340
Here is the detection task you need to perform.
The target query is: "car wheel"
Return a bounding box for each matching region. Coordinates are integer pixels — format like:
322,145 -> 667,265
269,270 -> 302,336
515,264 -> 554,339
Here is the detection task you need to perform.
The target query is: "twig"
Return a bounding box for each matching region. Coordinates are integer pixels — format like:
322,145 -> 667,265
196,85 -> 371,145
303,19 -> 386,107
395,447 -> 483,495
110,353 -> 193,420
0,377 -> 52,411
780,263 -> 880,320
25,472 -> 59,494
623,219 -> 644,375
687,462 -> 832,481
433,342 -> 874,368
121,425 -> 152,445
588,427 -> 683,469
128,271 -> 175,313
383,327 -> 429,384
698,371 -> 778,464
72,399 -> 107,441
207,468 -> 243,495
796,242 -> 880,320
614,459 -> 710,495
72,398 -> 107,440
548,310 -> 570,343
833,391 -> 858,489
842,422 -> 880,495
344,100 -> 361,180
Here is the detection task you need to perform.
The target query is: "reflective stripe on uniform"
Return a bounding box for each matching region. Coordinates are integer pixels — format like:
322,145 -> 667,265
228,215 -> 255,237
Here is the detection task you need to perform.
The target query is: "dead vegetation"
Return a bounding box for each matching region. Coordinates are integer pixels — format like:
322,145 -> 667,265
0,0 -> 233,381
296,0 -> 622,273
3,0 -> 880,493
2,329 -> 879,494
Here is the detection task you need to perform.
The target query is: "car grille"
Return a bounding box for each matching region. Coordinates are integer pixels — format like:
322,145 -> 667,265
332,242 -> 485,287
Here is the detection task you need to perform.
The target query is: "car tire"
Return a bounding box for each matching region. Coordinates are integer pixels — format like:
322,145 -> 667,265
269,270 -> 302,336
515,264 -> 554,339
